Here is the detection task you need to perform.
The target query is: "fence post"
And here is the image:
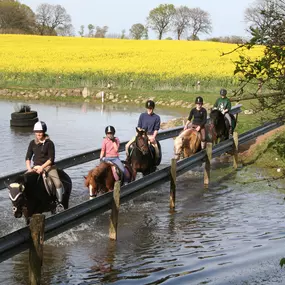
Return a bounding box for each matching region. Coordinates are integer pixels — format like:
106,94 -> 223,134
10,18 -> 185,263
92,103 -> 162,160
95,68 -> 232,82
204,143 -> 212,187
109,181 -> 121,240
233,132 -> 239,169
170,158 -> 177,209
29,214 -> 45,285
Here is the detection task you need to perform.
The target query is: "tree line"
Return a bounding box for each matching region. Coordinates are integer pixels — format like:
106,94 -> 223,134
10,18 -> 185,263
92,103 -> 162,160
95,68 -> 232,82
0,1 -> 212,40
0,0 -> 73,36
80,4 -> 212,40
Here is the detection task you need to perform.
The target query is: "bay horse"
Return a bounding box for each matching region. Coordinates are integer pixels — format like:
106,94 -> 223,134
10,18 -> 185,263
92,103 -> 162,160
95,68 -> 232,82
84,161 -> 134,199
210,109 -> 236,142
174,124 -> 217,161
8,169 -> 72,225
127,128 -> 160,177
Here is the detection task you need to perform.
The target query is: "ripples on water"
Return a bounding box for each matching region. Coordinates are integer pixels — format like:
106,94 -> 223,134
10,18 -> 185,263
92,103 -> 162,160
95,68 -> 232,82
1,100 -> 285,284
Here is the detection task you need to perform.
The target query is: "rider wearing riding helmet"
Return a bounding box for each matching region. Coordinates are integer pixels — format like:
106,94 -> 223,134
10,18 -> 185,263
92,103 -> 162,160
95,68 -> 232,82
125,99 -> 161,163
25,121 -> 64,207
214,88 -> 232,136
184,96 -> 207,149
100,125 -> 125,174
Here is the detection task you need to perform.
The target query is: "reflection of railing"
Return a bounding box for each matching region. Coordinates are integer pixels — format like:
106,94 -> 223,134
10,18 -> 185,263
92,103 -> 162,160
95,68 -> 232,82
0,105 -> 242,190
0,119 -> 283,263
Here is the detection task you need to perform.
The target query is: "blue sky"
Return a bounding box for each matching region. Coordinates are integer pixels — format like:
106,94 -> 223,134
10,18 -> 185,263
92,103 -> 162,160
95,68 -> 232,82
22,0 -> 255,39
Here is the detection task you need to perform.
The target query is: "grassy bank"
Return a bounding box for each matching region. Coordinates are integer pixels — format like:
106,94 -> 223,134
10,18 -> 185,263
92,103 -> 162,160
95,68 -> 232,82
0,86 -> 261,135
240,127 -> 285,169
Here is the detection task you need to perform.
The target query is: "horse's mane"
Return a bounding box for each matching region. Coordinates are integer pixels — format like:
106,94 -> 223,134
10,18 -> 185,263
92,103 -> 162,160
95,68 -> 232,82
85,162 -> 109,187
178,128 -> 196,139
15,171 -> 39,184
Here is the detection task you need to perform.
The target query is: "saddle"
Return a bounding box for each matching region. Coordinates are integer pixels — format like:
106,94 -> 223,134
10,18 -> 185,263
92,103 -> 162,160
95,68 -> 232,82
42,171 -> 57,199
104,161 -> 131,185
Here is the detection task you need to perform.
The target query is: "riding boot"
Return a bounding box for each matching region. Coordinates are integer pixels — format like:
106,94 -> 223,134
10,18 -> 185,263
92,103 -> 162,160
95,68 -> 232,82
56,187 -> 64,204
201,141 -> 206,150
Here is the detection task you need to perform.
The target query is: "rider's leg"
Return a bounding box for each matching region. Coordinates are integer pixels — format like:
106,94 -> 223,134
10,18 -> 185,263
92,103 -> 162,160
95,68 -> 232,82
150,141 -> 160,163
224,113 -> 233,135
103,157 -> 125,174
200,128 -> 206,149
125,137 -> 135,158
48,167 -> 64,204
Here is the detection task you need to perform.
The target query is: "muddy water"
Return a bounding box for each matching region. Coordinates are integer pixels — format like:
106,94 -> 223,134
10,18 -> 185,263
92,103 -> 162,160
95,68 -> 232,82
1,100 -> 285,284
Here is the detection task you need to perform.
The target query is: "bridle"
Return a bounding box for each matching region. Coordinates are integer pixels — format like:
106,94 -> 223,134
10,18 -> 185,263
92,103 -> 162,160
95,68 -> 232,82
135,133 -> 149,155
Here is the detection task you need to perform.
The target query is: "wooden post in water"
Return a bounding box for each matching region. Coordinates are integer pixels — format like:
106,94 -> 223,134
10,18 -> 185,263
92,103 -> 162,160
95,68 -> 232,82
109,181 -> 121,240
170,158 -> 177,209
233,132 -> 239,169
29,214 -> 45,285
204,143 -> 212,187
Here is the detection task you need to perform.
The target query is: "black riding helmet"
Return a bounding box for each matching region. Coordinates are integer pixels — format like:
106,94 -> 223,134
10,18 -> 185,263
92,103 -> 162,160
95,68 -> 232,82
145,100 -> 155,109
220,89 -> 227,96
195,96 -> 203,104
105,125 -> 115,134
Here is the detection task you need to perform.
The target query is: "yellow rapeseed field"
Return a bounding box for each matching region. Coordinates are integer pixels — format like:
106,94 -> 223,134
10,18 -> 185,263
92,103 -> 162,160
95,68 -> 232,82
0,34 -> 263,88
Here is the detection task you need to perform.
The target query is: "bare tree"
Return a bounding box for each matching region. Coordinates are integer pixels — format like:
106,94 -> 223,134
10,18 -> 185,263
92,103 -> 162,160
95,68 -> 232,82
129,23 -> 146,40
78,25 -> 84,37
147,4 -> 176,40
56,23 -> 74,36
188,7 -> 212,40
173,6 -> 191,40
244,0 -> 285,38
94,26 -> 108,38
36,3 -> 72,36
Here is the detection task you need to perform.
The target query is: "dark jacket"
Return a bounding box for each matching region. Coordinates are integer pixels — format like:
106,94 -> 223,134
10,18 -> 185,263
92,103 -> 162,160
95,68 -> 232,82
138,112 -> 160,135
188,107 -> 207,127
25,137 -> 55,166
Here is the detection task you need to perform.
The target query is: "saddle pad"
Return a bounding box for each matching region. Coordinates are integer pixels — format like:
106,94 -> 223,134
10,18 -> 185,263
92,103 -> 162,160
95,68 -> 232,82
111,166 -> 120,181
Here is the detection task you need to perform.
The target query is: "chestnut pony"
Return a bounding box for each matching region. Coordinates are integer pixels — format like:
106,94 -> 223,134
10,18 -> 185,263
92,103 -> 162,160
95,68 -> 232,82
84,161 -> 134,198
174,124 -> 217,160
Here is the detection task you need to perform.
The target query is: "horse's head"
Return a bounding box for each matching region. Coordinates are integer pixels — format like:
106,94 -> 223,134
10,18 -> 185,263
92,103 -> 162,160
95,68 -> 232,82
174,136 -> 183,160
135,127 -> 149,155
84,163 -> 109,199
174,129 -> 201,160
210,109 -> 222,126
8,179 -> 26,218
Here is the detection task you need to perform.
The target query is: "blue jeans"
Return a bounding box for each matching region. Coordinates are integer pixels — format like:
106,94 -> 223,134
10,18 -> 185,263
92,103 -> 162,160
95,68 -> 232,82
102,157 -> 125,173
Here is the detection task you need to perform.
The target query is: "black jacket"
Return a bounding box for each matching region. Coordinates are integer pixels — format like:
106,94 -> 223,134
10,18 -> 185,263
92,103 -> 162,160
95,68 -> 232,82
25,138 -> 55,166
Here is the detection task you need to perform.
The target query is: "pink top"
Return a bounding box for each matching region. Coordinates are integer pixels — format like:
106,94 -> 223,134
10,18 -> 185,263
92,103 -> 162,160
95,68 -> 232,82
101,137 -> 120,157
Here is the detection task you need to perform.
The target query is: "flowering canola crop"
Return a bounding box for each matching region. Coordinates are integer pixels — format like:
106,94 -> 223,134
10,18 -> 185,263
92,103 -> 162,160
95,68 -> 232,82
0,35 -> 263,88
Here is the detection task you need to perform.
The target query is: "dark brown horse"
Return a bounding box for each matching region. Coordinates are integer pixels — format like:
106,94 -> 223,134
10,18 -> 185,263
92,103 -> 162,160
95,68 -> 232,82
127,128 -> 159,177
210,109 -> 236,142
8,170 -> 72,224
174,124 -> 217,160
84,161 -> 134,199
